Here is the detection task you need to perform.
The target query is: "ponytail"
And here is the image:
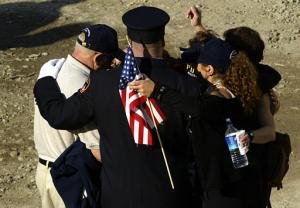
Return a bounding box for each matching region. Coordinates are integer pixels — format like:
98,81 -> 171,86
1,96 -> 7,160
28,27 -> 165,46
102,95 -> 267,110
223,52 -> 261,113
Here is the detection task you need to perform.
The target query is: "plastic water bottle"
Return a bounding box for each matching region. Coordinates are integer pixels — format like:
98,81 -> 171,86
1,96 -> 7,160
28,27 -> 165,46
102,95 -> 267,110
225,118 -> 249,169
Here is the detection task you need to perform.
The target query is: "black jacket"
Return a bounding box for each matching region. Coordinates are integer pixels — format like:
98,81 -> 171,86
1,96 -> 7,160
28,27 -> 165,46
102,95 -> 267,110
150,84 -> 272,208
151,85 -> 244,190
34,58 -> 204,208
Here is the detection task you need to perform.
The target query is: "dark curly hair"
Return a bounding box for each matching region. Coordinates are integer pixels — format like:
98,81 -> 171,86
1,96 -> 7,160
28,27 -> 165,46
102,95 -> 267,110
223,27 -> 265,64
222,52 -> 262,113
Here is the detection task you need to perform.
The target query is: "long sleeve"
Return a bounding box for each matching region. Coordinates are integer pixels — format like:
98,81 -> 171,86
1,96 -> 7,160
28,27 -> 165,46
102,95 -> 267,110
138,58 -> 207,97
151,84 -> 226,122
33,76 -> 94,130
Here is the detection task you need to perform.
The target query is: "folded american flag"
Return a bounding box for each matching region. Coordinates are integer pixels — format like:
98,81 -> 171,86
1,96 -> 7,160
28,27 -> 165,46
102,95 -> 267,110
119,46 -> 166,145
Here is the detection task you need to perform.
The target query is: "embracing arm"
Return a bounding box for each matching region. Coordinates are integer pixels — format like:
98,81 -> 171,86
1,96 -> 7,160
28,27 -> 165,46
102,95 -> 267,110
129,78 -> 222,120
251,94 -> 276,144
34,77 -> 94,130
151,84 -> 204,117
186,6 -> 217,43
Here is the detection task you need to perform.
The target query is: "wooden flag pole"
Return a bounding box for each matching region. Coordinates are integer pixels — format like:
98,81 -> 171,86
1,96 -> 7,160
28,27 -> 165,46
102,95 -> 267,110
146,99 -> 175,189
125,36 -> 174,189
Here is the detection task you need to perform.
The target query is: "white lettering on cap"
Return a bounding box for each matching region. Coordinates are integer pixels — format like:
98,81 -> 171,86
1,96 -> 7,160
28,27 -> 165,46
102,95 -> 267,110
83,28 -> 91,37
229,50 -> 238,59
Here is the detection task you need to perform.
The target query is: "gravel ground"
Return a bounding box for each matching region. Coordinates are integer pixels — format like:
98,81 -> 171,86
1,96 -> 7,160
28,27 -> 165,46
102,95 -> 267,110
0,0 -> 299,207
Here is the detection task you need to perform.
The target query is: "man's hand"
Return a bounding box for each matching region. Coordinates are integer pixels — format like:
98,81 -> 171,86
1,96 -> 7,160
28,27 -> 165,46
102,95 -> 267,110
128,76 -> 155,97
38,58 -> 65,79
91,149 -> 101,162
186,5 -> 206,32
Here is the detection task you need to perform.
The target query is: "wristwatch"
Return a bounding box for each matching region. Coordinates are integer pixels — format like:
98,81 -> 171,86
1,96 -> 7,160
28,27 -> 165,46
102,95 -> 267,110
247,131 -> 254,142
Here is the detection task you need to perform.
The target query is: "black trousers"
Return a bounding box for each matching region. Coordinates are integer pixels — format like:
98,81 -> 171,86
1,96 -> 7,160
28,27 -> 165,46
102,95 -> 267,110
202,190 -> 246,208
202,171 -> 266,208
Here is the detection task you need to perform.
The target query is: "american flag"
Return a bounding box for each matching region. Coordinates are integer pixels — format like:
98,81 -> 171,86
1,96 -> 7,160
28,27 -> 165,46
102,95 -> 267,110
119,46 -> 166,145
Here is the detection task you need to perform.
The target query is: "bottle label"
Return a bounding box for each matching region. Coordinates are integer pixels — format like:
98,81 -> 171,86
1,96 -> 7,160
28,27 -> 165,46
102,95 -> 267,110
225,130 -> 248,155
225,134 -> 239,150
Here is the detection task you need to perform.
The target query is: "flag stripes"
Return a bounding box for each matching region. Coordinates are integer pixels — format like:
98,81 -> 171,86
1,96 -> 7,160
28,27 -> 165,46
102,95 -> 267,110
118,46 -> 166,145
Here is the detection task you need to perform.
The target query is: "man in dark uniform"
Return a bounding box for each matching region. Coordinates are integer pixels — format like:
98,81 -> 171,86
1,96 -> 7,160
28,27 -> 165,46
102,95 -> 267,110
34,6 -> 204,208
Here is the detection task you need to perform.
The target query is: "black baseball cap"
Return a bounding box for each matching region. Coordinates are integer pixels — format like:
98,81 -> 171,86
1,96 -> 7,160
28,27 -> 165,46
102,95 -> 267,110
122,6 -> 170,44
181,38 -> 237,71
77,24 -> 125,60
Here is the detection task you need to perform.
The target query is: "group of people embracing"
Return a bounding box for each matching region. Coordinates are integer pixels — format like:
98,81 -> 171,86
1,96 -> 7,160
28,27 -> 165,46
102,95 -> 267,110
33,5 -> 281,208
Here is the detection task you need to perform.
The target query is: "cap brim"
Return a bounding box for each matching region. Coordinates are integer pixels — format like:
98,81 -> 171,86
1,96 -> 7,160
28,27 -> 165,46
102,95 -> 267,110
109,48 -> 126,62
181,45 -> 202,64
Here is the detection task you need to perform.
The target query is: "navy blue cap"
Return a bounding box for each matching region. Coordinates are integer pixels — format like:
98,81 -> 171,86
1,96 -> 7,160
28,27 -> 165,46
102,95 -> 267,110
180,43 -> 202,64
122,6 -> 170,44
181,38 -> 237,71
77,24 -> 125,60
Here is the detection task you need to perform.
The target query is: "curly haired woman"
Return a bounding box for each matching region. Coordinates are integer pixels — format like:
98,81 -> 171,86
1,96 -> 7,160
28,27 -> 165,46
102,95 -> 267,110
187,7 -> 281,206
129,38 -> 270,208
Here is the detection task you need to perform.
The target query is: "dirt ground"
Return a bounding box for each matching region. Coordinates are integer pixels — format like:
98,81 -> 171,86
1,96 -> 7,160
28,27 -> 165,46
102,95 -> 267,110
0,0 -> 299,207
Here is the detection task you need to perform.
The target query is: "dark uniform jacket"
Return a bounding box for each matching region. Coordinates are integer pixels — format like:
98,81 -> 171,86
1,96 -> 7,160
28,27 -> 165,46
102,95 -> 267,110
34,58 -> 204,208
51,139 -> 102,208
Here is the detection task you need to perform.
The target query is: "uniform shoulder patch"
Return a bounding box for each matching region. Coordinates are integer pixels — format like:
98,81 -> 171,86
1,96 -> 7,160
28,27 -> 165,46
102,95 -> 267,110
80,78 -> 90,93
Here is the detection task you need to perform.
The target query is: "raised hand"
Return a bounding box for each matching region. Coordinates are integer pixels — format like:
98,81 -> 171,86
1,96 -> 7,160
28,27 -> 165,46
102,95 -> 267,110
186,5 -> 206,32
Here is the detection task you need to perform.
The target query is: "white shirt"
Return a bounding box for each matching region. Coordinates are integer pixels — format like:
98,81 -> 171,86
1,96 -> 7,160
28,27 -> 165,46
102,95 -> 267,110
34,55 -> 100,162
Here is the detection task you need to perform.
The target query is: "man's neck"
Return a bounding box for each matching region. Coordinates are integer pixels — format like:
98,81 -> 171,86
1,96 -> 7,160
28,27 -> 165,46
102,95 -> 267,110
131,41 -> 163,59
71,52 -> 93,70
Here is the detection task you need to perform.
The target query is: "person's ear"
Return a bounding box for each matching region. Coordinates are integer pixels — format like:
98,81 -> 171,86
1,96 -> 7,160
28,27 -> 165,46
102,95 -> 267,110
207,65 -> 215,76
94,53 -> 114,70
196,64 -> 201,73
92,53 -> 102,70
126,36 -> 132,46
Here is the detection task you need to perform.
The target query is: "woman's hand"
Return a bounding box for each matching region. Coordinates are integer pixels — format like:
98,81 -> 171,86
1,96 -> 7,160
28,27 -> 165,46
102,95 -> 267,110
269,89 -> 280,115
238,131 -> 250,155
128,77 -> 155,97
187,6 -> 205,32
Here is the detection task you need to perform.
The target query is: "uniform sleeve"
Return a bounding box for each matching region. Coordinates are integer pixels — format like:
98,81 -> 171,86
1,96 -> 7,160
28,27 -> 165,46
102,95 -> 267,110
172,72 -> 208,96
151,84 -> 224,122
150,59 -> 207,96
33,76 -> 94,130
